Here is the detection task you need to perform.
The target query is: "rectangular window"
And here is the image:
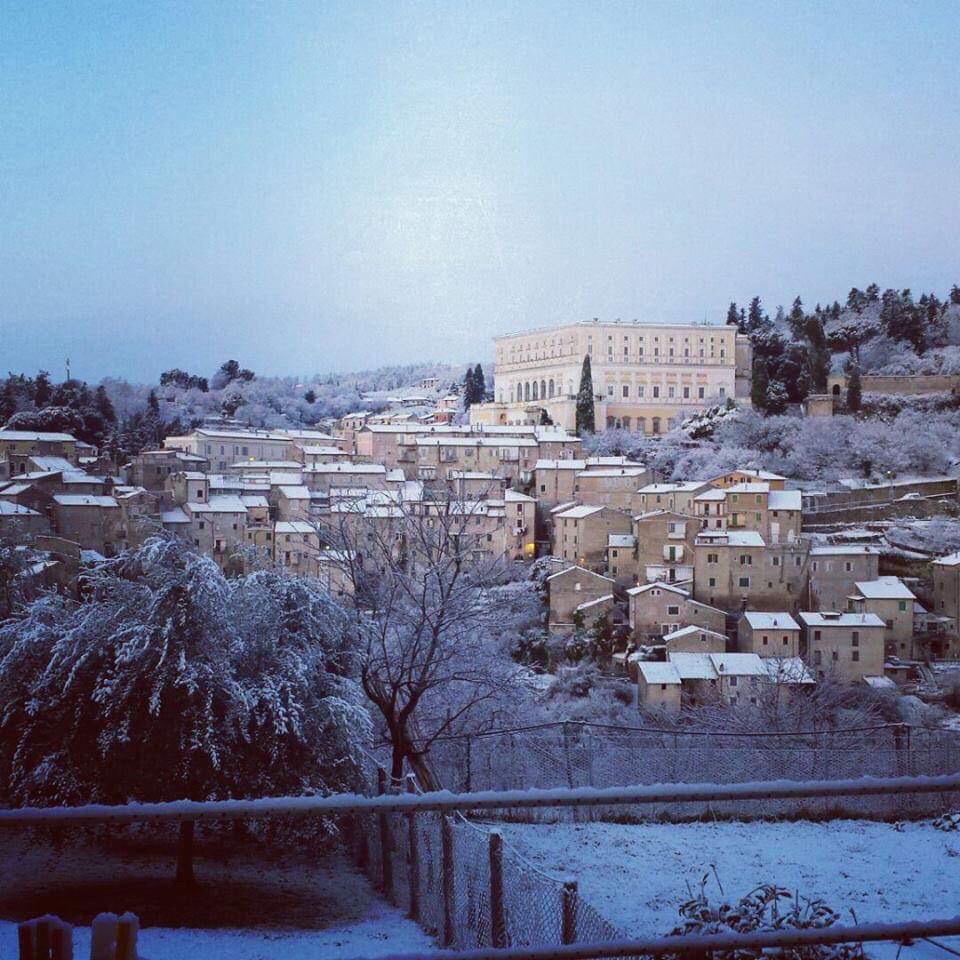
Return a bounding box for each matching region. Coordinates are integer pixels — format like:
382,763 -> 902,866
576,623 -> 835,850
622,385 -> 629,398
652,386 -> 660,398
738,576 -> 750,588
852,650 -> 860,662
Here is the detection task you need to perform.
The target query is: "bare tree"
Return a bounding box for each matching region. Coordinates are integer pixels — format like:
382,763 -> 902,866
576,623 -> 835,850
317,491 -> 534,789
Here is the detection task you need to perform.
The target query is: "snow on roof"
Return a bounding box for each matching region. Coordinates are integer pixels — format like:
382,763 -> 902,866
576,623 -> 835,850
275,521 -> 316,534
668,652 -> 718,680
696,530 -> 765,547
632,509 -> 690,522
296,445 -> 343,456
277,485 -> 311,499
810,544 -> 878,556
638,481 -> 707,494
186,495 -> 246,514
764,657 -> 816,684
709,653 -> 768,676
27,456 -> 76,472
0,430 -> 77,442
554,504 -> 605,519
0,501 -> 40,516
416,435 -> 537,447
695,488 -> 727,501
799,611 -> 886,628
854,577 -> 915,600
576,594 -> 614,611
505,488 -> 535,503
710,468 -> 786,482
742,611 -> 800,631
0,483 -> 34,496
60,472 -> 105,485
585,456 -> 636,466
240,495 -> 269,508
768,490 -> 802,511
549,500 -> 578,515
626,581 -> 689,597
637,661 -> 681,685
934,551 -> 960,567
546,565 -> 614,583
161,507 -> 190,524
307,461 -> 387,474
179,471 -> 207,481
578,467 -> 647,478
662,624 -> 725,642
864,675 -> 898,690
608,534 -> 636,548
52,494 -> 118,508
725,482 -> 770,494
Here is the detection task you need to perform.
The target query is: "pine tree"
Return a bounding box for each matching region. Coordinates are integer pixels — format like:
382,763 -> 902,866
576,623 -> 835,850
726,302 -> 740,327
94,385 -> 116,425
787,297 -> 806,339
747,296 -> 766,333
147,389 -> 160,415
950,285 -> 960,306
847,363 -> 862,413
575,355 -> 595,435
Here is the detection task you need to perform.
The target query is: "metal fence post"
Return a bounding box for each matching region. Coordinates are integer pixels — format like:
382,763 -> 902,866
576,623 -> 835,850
561,880 -> 578,945
377,767 -> 394,901
465,735 -> 473,793
441,814 -> 455,947
406,777 -> 420,921
489,831 -> 506,948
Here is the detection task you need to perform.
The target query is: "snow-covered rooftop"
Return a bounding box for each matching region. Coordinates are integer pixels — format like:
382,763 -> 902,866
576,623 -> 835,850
52,494 -> 118,508
768,490 -> 803,511
160,507 -> 190,524
742,611 -> 800,631
854,577 -> 915,600
0,501 -> 40,516
799,611 -> 886,628
554,504 -> 605,519
608,534 -> 636,548
626,581 -> 689,597
275,521 -> 316,534
668,652 -> 718,680
637,661 -> 681,685
0,430 -> 77,442
277,485 -> 311,500
709,652 -> 767,676
662,624 -> 725,642
27,456 -> 76,473
186,495 -> 246,514
546,565 -> 614,583
696,530 -> 765,547
810,544 -> 879,556
763,657 -> 816,684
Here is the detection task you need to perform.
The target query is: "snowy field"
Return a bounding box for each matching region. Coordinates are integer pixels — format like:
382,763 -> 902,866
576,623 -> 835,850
498,818 -> 959,947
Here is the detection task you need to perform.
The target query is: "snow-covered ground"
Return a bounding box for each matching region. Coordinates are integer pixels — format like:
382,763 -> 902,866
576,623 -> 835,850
498,818 -> 959,942
0,903 -> 435,959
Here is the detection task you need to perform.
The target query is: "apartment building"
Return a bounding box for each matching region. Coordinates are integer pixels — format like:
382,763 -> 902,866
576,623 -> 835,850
662,624 -> 727,654
798,611 -> 885,682
737,611 -> 801,657
0,430 -> 80,470
165,427 -> 341,472
469,319 -> 753,434
547,565 -> 616,628
633,481 -> 712,516
693,482 -> 802,543
847,577 -> 916,658
184,495 -> 248,569
630,509 -> 700,585
415,436 -> 538,486
693,530 -> 809,612
807,545 -> 881,611
51,495 -> 122,556
931,551 -> 960,638
553,504 -> 632,569
574,466 -> 650,510
125,449 -> 209,493
274,521 -> 322,577
627,581 -> 726,641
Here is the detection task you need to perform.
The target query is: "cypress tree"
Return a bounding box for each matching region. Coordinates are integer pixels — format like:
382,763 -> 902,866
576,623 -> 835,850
847,364 -> 862,413
751,359 -> 769,410
462,367 -> 476,408
472,363 -> 485,404
575,355 -> 595,435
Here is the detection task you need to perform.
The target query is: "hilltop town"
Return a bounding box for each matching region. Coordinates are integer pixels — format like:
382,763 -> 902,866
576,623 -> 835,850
5,309 -> 960,726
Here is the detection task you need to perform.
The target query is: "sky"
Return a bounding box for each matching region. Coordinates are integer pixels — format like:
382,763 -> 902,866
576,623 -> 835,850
1,0 -> 959,383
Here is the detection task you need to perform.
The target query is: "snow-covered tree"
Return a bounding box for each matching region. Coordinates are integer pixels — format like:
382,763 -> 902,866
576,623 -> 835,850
0,537 -> 368,882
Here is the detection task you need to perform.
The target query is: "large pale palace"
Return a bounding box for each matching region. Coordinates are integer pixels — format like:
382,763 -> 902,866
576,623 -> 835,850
469,319 -> 753,435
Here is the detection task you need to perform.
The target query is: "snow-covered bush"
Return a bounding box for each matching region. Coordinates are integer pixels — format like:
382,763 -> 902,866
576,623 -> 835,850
670,880 -> 864,960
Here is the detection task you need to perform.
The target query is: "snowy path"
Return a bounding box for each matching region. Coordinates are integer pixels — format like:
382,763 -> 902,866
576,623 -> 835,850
497,819 -> 959,937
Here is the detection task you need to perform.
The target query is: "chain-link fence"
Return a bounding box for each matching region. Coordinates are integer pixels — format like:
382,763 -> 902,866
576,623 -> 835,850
416,721 -> 960,821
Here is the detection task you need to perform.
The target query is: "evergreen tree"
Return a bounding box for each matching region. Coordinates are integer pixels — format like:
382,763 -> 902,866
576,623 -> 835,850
575,355 -> 595,435
751,359 -> 769,409
804,314 -> 831,393
847,363 -> 862,413
33,371 -> 53,408
765,380 -> 789,415
950,285 -> 960,306
726,302 -> 740,327
747,296 -> 766,333
473,363 -> 485,403
147,389 -> 160,415
787,297 -> 806,339
94,385 -> 116,425
462,366 -> 476,409
304,389 -> 317,404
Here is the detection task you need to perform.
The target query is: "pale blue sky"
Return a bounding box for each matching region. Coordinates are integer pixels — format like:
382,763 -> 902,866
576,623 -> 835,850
1,1 -> 958,381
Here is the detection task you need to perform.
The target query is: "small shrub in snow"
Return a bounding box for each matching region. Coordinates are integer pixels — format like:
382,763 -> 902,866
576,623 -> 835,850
670,880 -> 864,960
932,813 -> 960,832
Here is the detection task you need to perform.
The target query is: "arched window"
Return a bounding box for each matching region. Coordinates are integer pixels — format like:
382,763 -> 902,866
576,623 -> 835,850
509,384 -> 515,403
652,417 -> 661,435
540,380 -> 547,400
832,384 -> 841,396
548,379 -> 555,398
637,417 -> 647,434
524,382 -> 531,402
532,381 -> 539,401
